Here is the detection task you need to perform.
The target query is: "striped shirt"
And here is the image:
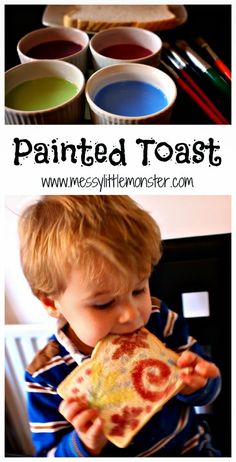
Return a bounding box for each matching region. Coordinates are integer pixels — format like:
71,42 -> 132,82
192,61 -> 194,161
25,298 -> 221,457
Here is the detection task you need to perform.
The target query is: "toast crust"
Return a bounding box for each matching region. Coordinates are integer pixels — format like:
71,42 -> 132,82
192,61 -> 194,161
63,5 -> 176,32
58,328 -> 187,448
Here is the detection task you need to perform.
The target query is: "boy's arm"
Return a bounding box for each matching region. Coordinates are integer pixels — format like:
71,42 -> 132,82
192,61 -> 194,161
25,371 -> 91,457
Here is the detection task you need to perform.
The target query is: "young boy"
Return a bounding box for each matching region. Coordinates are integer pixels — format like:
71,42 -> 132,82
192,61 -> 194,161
19,195 -> 221,457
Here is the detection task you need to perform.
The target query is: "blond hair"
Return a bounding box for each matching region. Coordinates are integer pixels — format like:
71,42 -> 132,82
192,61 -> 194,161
18,195 -> 162,298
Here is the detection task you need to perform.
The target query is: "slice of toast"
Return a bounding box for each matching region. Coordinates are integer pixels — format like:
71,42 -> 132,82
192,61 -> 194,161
58,328 -> 187,448
63,5 -> 176,32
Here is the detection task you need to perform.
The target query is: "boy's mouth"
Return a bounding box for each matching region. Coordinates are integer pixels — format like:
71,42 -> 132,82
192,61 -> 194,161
115,324 -> 144,335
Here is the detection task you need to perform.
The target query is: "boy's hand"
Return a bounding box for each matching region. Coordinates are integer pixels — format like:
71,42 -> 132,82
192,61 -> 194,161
59,396 -> 108,455
177,351 -> 220,395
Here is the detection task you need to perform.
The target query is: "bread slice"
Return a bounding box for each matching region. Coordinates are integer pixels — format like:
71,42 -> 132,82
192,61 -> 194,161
58,327 -> 188,448
63,5 -> 176,32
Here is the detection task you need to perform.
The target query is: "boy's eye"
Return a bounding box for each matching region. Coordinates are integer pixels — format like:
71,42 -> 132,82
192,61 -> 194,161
92,287 -> 146,309
94,300 -> 114,310
133,288 -> 146,296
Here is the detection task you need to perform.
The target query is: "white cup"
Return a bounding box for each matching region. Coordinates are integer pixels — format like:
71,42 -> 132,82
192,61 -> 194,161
17,26 -> 89,74
85,63 -> 177,124
5,60 -> 85,124
90,26 -> 162,70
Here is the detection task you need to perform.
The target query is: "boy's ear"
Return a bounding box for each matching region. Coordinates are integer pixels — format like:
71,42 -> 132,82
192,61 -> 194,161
37,293 -> 62,318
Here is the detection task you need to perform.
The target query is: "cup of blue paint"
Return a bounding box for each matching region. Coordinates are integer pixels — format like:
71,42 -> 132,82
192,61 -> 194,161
85,63 -> 177,124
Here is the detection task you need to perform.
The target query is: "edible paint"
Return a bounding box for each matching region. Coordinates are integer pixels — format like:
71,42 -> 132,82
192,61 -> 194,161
94,80 -> 168,117
6,77 -> 79,111
27,40 -> 83,59
99,44 -> 152,60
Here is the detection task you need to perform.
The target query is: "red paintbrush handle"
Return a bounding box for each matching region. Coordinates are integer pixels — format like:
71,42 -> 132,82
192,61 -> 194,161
181,68 -> 229,124
215,59 -> 231,81
177,76 -> 228,125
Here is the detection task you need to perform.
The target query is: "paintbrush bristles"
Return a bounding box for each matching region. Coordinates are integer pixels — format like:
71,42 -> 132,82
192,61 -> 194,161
162,43 -> 187,69
195,37 -> 218,60
162,41 -> 171,49
160,60 -> 179,79
195,36 -> 207,48
175,40 -> 209,71
175,39 -> 189,51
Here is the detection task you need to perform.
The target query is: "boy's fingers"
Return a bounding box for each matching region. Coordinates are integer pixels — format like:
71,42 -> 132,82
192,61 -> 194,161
177,351 -> 198,367
180,372 -> 206,389
85,418 -> 107,454
177,352 -> 220,379
86,417 -> 103,440
59,397 -> 88,422
195,361 -> 220,378
72,408 -> 99,433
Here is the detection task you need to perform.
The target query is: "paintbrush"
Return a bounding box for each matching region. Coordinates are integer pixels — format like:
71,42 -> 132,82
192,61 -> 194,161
195,36 -> 231,81
175,40 -> 230,98
161,59 -> 229,124
162,44 -> 229,124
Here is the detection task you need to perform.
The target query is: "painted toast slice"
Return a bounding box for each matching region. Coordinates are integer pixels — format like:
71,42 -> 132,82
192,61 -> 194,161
58,327 -> 187,448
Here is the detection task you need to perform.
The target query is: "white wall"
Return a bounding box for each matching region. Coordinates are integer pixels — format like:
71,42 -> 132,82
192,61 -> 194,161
5,195 -> 231,325
131,195 -> 231,240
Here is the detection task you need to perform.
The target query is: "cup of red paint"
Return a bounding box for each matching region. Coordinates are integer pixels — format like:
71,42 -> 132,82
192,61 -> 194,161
17,26 -> 89,73
89,27 -> 162,70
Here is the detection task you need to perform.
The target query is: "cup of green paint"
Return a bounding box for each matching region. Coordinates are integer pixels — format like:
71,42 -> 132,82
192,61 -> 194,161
5,60 -> 85,124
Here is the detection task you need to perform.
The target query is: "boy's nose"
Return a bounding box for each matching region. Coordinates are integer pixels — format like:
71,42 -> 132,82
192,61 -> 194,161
118,300 -> 139,324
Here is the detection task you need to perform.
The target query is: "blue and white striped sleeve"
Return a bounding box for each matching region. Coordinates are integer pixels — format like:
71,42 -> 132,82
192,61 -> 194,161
25,371 -> 91,457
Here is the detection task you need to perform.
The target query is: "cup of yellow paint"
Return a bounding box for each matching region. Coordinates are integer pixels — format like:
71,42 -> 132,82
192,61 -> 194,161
5,60 -> 85,124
